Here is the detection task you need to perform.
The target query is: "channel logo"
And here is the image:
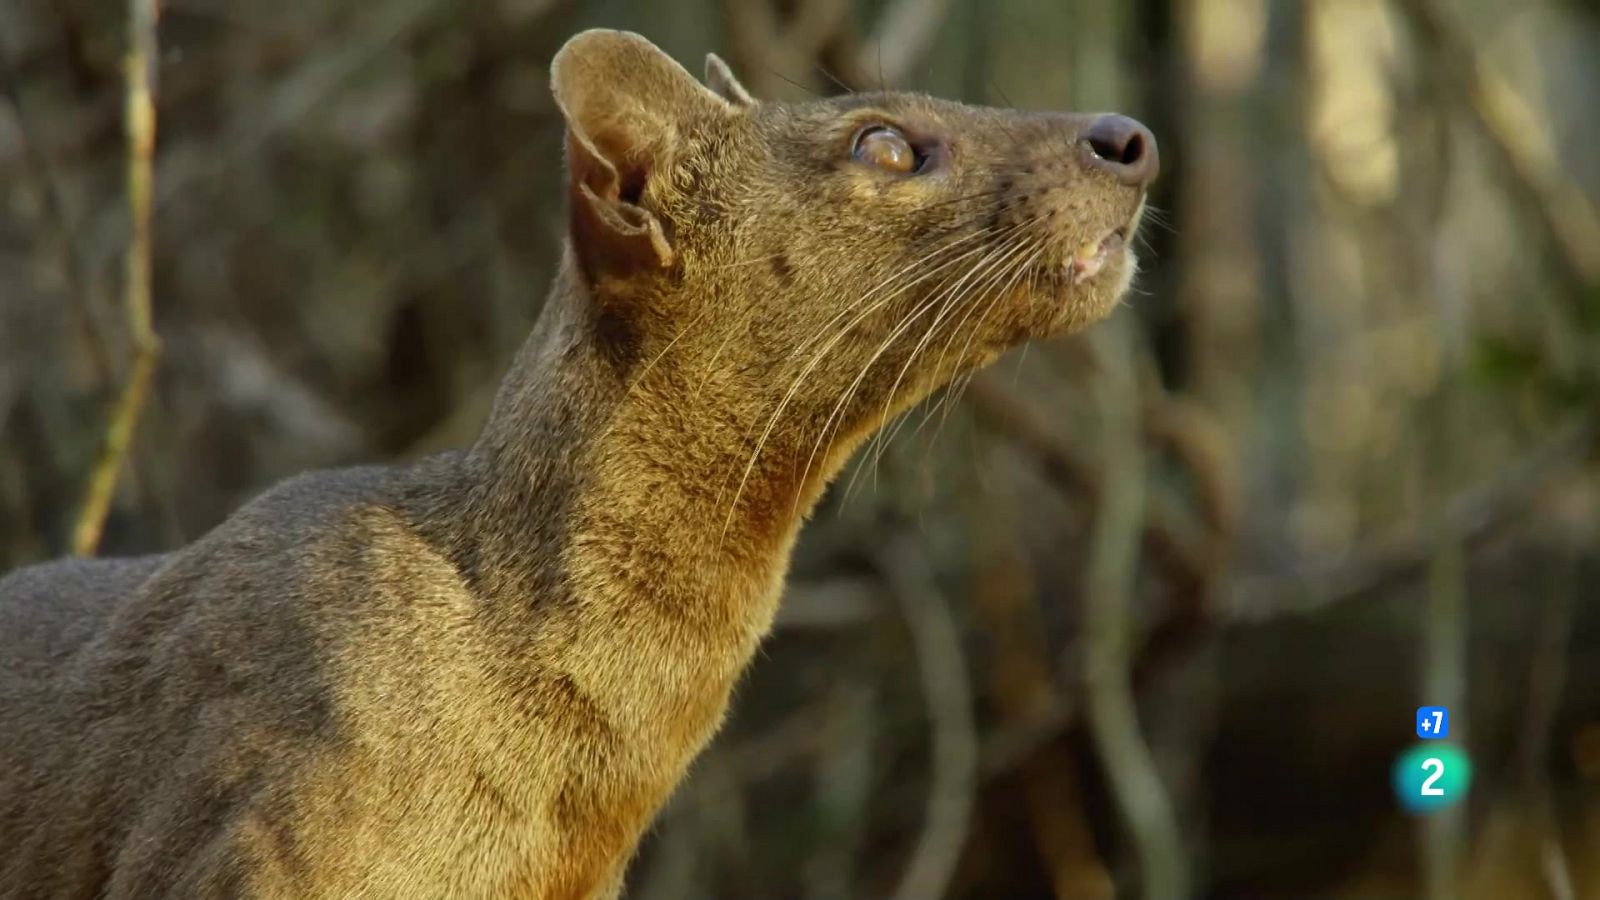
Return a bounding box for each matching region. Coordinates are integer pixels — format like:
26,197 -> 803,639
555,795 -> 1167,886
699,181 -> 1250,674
1392,707 -> 1471,814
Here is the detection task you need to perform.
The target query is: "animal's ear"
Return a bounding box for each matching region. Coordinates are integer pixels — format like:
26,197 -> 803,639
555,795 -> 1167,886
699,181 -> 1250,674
550,30 -> 730,284
705,53 -> 755,107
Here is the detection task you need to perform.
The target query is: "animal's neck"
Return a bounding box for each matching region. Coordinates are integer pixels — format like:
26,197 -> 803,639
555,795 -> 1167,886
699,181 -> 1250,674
449,266 -> 838,680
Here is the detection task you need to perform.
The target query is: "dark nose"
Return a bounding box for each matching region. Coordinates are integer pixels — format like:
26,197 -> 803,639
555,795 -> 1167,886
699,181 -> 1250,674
1080,114 -> 1159,187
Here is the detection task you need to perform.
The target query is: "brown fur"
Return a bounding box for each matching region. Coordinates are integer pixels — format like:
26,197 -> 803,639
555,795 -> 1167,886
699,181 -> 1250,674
0,30 -> 1152,899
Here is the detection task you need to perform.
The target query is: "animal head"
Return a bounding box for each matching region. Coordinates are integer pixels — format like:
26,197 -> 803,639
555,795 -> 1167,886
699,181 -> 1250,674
550,29 -> 1156,476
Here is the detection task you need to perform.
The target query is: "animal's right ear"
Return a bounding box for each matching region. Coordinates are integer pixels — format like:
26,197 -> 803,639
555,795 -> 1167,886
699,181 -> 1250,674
705,53 -> 755,107
550,30 -> 731,286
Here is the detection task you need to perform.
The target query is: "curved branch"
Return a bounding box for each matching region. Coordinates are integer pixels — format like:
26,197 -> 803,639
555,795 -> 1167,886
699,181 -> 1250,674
877,534 -> 978,900
1080,324 -> 1188,899
72,0 -> 162,556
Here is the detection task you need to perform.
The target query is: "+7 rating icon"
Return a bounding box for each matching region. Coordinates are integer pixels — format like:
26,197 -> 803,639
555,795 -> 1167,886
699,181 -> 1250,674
1416,707 -> 1448,740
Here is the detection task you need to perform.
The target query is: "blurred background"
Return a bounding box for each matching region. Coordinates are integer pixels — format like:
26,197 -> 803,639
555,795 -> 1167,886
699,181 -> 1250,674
3,0 -> 1599,896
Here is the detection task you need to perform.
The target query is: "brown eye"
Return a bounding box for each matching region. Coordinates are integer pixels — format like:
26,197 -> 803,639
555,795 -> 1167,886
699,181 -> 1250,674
853,126 -> 919,174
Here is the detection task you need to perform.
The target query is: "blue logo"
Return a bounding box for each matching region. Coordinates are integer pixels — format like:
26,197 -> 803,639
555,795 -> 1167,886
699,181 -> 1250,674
1415,706 -> 1448,739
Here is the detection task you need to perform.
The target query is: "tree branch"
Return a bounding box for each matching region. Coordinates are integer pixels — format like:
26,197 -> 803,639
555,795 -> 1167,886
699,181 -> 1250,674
857,0 -> 951,87
1228,414 -> 1598,619
72,0 -> 162,556
1392,0 -> 1600,318
1079,323 -> 1188,899
965,373 -> 1219,601
876,534 -> 978,900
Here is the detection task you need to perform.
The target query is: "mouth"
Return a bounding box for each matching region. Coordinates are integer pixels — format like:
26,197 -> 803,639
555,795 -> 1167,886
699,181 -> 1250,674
1067,227 -> 1127,285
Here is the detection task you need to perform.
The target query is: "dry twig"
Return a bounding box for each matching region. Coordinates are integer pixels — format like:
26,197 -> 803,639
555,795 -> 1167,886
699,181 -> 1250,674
876,534 -> 978,900
1520,557 -> 1580,900
71,0 -> 162,556
720,0 -> 950,96
1392,0 -> 1600,313
1228,414 -> 1598,620
966,475 -> 1115,897
1079,323 -> 1188,899
965,373 -> 1217,598
0,44 -> 110,383
719,0 -> 853,97
855,0 -> 951,87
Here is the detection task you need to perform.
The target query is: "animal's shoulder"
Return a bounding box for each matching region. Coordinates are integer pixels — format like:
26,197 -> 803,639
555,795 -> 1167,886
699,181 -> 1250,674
0,554 -> 167,671
0,458 -> 443,675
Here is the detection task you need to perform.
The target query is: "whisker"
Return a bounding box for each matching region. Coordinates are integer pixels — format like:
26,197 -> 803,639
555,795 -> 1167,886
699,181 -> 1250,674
713,164 -> 1129,535
814,64 -> 856,95
785,226 -> 1032,483
788,220 -> 1043,514
824,222 -> 1049,504
940,252 -> 1046,429
857,228 -> 1045,462
1138,205 -> 1176,236
917,241 -> 1047,452
715,223 -> 1025,537
788,222 -> 1012,358
703,225 -> 1008,410
699,180 -> 1040,276
769,69 -> 822,98
860,234 -> 1046,487
699,190 -> 1026,275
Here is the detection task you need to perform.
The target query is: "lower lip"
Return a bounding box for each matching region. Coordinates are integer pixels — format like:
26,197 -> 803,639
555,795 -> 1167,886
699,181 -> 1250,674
1068,230 -> 1126,284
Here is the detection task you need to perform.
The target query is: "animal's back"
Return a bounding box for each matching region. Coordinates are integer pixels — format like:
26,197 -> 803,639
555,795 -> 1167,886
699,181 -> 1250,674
0,556 -> 162,894
0,553 -> 161,676
0,466 -> 401,898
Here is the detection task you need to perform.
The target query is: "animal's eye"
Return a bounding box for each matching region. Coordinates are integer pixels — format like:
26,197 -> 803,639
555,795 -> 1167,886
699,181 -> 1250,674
853,126 -> 920,174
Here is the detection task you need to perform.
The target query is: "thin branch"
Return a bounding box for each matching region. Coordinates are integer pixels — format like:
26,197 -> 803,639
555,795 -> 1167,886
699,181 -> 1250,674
1421,517 -> 1467,900
804,683 -> 876,900
1392,0 -> 1600,315
1079,323 -> 1188,899
1228,414 -> 1599,620
965,373 -> 1218,598
876,534 -> 978,900
723,0 -> 951,94
0,40 -> 111,383
72,0 -> 162,556
730,705 -> 829,784
1404,34 -> 1471,896
965,467 -> 1116,897
856,0 -> 951,87
784,0 -> 854,63
1520,551 -> 1579,900
720,0 -> 855,97
977,414 -> 1597,804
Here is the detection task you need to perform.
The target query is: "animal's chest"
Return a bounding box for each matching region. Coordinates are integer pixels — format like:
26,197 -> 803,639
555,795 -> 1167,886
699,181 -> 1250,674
256,660 -> 658,900
254,543 -> 792,898
245,738 -> 616,900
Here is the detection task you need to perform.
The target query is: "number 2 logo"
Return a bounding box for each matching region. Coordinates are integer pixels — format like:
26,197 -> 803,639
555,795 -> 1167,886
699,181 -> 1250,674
1394,743 -> 1467,811
1420,758 -> 1445,796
